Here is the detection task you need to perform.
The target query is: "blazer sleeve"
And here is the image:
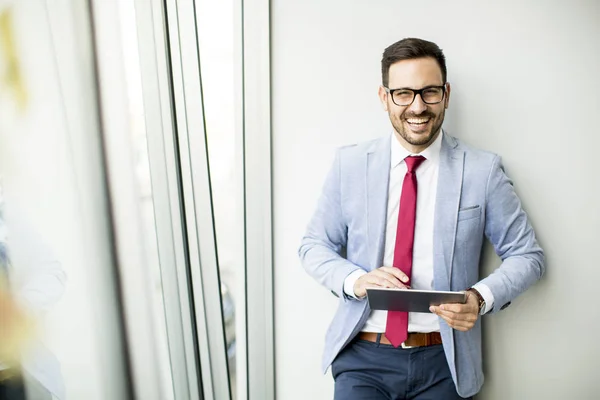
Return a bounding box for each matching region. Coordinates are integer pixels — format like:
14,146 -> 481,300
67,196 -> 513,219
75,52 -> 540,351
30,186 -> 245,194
298,149 -> 361,302
478,155 -> 545,313
6,208 -> 67,316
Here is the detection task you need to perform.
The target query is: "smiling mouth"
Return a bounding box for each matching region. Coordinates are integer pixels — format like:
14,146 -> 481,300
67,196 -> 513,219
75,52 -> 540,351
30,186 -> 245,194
405,117 -> 431,127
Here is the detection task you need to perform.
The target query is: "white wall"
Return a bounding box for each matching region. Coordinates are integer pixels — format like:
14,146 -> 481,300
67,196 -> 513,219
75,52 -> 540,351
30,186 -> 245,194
272,1 -> 600,399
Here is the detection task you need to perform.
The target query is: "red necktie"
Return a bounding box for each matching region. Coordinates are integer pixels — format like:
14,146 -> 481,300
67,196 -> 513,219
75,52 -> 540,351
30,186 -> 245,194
385,155 -> 426,347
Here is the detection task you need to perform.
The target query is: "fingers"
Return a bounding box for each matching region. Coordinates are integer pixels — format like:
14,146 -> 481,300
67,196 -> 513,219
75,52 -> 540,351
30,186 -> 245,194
354,268 -> 410,298
363,274 -> 401,289
369,269 -> 409,289
438,302 -> 477,314
429,303 -> 478,332
379,267 -> 410,285
430,302 -> 478,318
432,307 -> 477,322
432,310 -> 475,331
436,313 -> 474,331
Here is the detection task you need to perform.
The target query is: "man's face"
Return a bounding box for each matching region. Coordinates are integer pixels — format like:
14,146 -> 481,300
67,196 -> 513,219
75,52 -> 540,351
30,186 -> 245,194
378,57 -> 450,152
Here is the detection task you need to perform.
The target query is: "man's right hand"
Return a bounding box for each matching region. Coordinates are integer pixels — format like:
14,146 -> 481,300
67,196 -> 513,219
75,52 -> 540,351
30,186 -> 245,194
353,266 -> 410,298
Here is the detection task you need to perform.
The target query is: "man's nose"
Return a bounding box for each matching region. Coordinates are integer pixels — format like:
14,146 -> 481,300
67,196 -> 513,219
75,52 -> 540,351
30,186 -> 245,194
408,93 -> 427,114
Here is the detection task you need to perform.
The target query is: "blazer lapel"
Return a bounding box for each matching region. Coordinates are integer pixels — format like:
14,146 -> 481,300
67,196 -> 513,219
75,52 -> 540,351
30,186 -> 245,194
366,136 -> 391,271
433,133 -> 464,290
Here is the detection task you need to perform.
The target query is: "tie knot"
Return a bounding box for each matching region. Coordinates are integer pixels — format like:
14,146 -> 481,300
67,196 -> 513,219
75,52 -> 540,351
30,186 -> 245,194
405,155 -> 426,173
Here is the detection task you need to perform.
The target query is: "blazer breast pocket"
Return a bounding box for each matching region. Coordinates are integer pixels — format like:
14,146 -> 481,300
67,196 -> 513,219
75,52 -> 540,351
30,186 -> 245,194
457,205 -> 481,222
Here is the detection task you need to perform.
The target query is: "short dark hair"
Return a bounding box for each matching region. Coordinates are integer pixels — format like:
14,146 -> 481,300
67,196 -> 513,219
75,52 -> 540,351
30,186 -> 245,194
381,38 -> 447,87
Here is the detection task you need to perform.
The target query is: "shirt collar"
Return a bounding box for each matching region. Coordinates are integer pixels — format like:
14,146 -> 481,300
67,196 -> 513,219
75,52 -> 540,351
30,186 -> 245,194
390,129 -> 444,168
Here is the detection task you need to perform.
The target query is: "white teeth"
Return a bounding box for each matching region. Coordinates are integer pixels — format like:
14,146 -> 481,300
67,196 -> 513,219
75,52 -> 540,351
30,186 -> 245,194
407,118 -> 429,124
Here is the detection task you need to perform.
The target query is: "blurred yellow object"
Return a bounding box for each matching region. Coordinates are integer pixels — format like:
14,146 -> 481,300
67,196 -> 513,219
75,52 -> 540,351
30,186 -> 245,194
0,6 -> 28,112
0,285 -> 34,369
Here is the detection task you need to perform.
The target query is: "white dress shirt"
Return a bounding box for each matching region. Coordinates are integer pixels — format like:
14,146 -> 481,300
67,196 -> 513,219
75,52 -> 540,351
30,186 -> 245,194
344,131 -> 494,333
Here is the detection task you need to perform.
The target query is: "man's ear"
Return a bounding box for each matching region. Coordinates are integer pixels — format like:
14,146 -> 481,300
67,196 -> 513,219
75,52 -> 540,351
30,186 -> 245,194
444,82 -> 451,109
378,86 -> 389,112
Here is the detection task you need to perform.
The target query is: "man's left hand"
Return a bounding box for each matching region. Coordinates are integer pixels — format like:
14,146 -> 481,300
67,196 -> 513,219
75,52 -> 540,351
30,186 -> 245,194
429,291 -> 479,332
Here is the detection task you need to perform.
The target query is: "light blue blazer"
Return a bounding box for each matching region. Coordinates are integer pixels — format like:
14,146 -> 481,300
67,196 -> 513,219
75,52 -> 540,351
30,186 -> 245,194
298,132 -> 544,397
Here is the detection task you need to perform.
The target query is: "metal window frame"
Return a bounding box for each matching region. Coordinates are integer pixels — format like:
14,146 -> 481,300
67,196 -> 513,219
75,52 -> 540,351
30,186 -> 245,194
92,0 -> 275,398
132,1 -> 203,399
163,0 -> 232,399
241,0 -> 275,399
233,0 -> 249,398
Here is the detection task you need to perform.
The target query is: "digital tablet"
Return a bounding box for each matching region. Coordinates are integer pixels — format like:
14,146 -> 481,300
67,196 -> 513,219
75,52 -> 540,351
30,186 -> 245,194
366,288 -> 467,313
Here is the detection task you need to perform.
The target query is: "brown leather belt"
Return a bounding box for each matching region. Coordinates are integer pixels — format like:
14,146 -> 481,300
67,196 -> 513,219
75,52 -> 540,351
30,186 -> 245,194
358,332 -> 442,347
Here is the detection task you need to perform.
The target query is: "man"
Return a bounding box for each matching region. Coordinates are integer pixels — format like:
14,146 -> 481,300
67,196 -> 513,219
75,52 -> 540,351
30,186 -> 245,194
298,38 -> 544,399
0,187 -> 66,400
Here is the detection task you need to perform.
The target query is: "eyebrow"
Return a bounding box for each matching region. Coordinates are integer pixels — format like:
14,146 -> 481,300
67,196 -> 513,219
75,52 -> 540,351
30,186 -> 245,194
388,84 -> 444,90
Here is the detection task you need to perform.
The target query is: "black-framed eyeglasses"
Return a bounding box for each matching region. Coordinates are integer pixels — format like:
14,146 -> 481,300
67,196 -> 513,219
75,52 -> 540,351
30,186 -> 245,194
384,85 -> 446,107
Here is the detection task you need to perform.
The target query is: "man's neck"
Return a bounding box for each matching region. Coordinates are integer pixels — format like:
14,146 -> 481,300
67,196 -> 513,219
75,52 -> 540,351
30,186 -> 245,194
394,130 -> 442,154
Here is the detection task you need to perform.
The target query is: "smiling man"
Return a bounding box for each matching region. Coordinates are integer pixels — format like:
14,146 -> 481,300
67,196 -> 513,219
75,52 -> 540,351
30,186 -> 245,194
299,38 -> 544,399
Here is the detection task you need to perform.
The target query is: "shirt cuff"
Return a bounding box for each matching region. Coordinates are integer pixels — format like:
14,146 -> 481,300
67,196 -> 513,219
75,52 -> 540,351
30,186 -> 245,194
343,269 -> 367,299
472,282 -> 494,314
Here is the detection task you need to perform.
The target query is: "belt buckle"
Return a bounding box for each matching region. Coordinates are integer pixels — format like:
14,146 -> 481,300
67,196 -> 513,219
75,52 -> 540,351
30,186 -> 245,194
400,341 -> 415,349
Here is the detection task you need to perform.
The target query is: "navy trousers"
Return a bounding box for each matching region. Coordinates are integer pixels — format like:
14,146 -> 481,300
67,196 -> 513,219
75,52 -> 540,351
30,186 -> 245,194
0,378 -> 26,400
0,372 -> 52,400
332,337 -> 471,400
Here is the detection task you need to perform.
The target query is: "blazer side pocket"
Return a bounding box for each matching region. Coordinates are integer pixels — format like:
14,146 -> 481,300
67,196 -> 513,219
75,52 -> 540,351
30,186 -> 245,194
458,205 -> 481,221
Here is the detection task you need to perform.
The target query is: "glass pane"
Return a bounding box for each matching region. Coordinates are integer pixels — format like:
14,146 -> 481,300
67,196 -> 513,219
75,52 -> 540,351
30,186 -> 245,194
0,2 -> 129,399
117,1 -> 175,399
196,0 -> 241,397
